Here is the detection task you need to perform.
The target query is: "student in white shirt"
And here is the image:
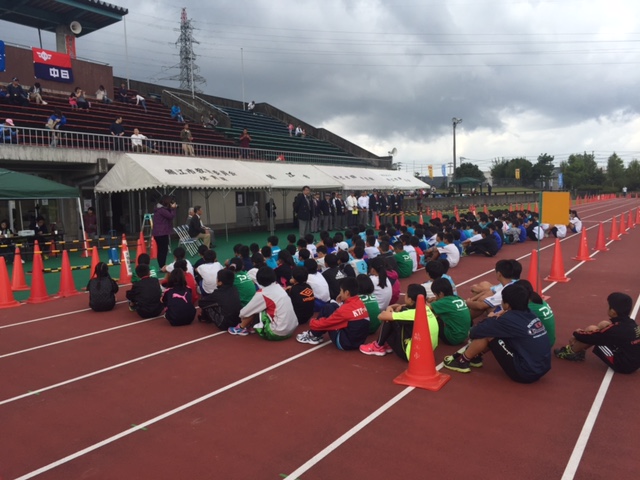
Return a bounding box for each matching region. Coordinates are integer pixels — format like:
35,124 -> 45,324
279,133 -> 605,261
196,249 -> 223,295
130,128 -> 158,153
568,210 -> 582,233
304,259 -> 331,309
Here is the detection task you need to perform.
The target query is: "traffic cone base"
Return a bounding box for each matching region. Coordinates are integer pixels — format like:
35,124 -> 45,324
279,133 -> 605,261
11,247 -> 29,291
392,295 -> 450,392
572,229 -> 594,262
118,234 -> 132,285
0,257 -> 21,309
544,239 -> 570,283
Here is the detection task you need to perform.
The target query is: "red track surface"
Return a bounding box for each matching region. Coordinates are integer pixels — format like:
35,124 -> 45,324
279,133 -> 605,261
1,198 -> 639,480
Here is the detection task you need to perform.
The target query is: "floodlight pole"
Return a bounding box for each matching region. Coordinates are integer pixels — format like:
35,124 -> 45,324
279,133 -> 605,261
452,117 -> 462,178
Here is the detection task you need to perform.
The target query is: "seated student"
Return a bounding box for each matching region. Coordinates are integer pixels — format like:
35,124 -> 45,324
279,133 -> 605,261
555,292 -> 640,373
322,253 -> 347,300
267,235 -> 281,261
444,283 -> 551,383
174,259 -> 198,305
239,245 -> 253,272
393,241 -> 414,278
87,262 -> 119,312
525,215 -> 544,241
296,248 -> 311,267
131,253 -> 158,283
198,269 -> 242,330
518,219 -> 528,243
504,220 -> 521,244
488,223 -> 504,250
369,256 -> 392,311
430,278 -> 472,346
227,258 -> 258,307
304,258 -> 331,310
335,250 -> 356,278
438,258 -> 458,296
465,228 -> 499,257
274,248 -> 294,287
296,277 -> 370,349
546,223 -> 568,239
247,252 -> 266,285
422,260 -> 446,301
192,244 -> 210,283
287,266 -> 315,325
364,235 -> 380,260
228,266 -> 298,340
376,240 -> 398,272
461,224 -> 482,250
249,242 -> 260,256
466,259 -> 522,320
315,244 -> 328,271
350,245 -> 368,275
356,274 -> 381,334
518,279 -> 556,346
262,245 -> 277,270
126,264 -> 163,318
161,247 -> 194,277
162,269 -> 197,326
424,232 -> 459,268
568,210 -> 582,234
196,249 -> 223,296
359,284 -> 439,359
287,233 -> 297,250
400,234 -> 418,272
304,233 -> 317,257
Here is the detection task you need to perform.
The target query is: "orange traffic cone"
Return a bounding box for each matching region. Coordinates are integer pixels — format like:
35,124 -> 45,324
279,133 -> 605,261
636,208 -> 640,226
151,237 -> 158,260
11,247 -> 29,291
136,231 -> 147,261
393,295 -> 450,391
419,213 -> 424,225
400,212 -> 405,227
534,202 -> 539,214
526,249 -> 544,297
609,216 -> 620,241
81,231 -> 91,258
455,208 -> 460,222
27,241 -> 52,304
619,211 -> 628,234
483,204 -> 488,214
509,204 -> 513,212
629,209 -> 635,228
90,246 -> 100,277
0,256 -> 21,309
593,222 -> 609,252
544,239 -> 570,283
527,202 -> 531,211
374,213 -> 380,230
50,236 -> 58,258
118,234 -> 132,285
572,229 -> 594,262
57,250 -> 80,297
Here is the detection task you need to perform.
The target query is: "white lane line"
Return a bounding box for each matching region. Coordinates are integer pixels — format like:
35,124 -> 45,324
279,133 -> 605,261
560,293 -> 640,480
14,342 -> 330,480
0,300 -> 128,330
0,317 -> 159,359
0,331 -> 226,406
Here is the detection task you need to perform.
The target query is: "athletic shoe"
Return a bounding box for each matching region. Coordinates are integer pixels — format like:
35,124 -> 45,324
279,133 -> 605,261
296,331 -> 324,345
359,341 -> 387,356
228,325 -> 249,336
384,343 -> 394,354
443,353 -> 471,373
469,354 -> 483,368
554,345 -> 586,361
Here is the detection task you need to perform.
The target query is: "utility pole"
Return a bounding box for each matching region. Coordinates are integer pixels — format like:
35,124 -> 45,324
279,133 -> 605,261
452,117 -> 463,179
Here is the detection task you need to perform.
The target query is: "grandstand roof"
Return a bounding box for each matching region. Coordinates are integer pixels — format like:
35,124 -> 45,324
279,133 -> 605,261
0,0 -> 128,37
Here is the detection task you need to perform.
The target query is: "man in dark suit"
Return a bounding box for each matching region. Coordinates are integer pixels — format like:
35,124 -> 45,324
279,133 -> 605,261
294,186 -> 313,239
188,205 -> 211,247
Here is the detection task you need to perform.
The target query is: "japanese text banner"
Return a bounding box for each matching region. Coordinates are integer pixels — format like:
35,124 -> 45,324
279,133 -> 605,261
32,48 -> 74,83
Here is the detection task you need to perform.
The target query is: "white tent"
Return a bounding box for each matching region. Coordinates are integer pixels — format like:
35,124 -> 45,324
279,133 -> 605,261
238,161 -> 342,189
314,165 -> 430,190
94,154 -> 270,193
374,170 -> 431,190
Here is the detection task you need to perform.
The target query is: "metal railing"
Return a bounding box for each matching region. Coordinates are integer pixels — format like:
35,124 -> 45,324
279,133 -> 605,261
1,126 -> 374,167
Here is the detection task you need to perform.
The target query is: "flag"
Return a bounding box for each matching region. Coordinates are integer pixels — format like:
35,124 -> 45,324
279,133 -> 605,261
32,47 -> 74,83
515,168 -> 521,180
0,41 -> 5,72
558,173 -> 563,189
441,164 -> 447,177
428,165 -> 433,179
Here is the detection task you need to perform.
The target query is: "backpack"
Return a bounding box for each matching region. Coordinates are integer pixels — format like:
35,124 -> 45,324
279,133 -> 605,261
386,269 -> 401,305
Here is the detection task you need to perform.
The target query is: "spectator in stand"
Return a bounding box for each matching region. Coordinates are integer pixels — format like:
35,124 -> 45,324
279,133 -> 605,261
45,109 -> 66,147
6,78 -> 29,106
110,116 -> 126,151
202,113 -> 218,129
131,128 -> 158,153
288,123 -> 294,137
152,195 -> 178,269
0,85 -> 8,103
295,125 -> 303,136
28,82 -> 47,105
0,119 -> 18,144
238,128 -> 251,159
247,100 -> 256,113
83,207 -> 98,240
170,105 -> 184,123
96,85 -> 112,104
117,83 -> 129,103
71,88 -> 90,110
180,124 -> 195,156
135,93 -> 148,113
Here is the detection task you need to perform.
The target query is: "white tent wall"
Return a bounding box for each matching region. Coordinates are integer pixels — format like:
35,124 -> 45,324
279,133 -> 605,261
190,190 -> 237,226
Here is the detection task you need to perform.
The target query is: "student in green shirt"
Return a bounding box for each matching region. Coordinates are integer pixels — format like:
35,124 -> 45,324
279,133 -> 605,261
393,241 -> 413,279
228,258 -> 258,307
430,278 -> 472,345
356,274 -> 381,334
519,279 -> 556,346
131,253 -> 158,283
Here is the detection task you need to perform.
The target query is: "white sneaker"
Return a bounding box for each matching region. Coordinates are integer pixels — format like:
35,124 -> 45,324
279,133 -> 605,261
296,331 -> 324,345
42,101 -> 48,105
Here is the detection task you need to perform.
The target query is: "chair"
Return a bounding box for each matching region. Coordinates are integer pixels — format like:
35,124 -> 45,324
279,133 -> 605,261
174,225 -> 202,256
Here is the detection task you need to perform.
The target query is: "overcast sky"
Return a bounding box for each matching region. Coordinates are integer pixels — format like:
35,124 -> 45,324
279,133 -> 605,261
3,0 -> 640,175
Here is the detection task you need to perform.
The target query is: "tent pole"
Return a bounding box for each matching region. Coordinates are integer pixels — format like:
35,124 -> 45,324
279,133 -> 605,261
77,197 -> 86,241
108,193 -> 113,232
18,201 -> 24,231
222,190 -> 230,242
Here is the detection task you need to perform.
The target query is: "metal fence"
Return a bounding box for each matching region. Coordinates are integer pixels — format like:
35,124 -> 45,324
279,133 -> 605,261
3,126 -> 374,167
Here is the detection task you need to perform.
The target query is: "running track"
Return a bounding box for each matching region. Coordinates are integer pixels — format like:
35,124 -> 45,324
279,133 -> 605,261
1,198 -> 639,480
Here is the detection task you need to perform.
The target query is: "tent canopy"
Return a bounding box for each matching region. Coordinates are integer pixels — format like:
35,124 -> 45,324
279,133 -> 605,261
239,162 -> 342,190
451,177 -> 482,185
95,155 -> 271,193
0,168 -> 79,199
374,170 -> 430,190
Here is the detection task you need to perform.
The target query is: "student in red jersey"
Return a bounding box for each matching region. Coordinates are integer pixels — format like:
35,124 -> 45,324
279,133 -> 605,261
555,292 -> 640,373
296,277 -> 369,350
